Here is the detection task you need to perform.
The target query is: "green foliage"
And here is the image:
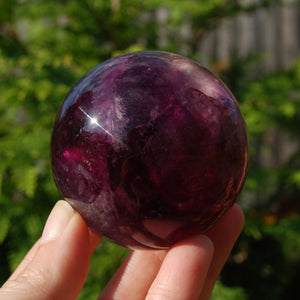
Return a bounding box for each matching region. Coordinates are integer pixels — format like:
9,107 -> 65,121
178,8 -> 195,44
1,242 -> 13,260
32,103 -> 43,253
78,240 -> 129,299
0,216 -> 10,244
0,0 -> 299,299
220,214 -> 300,300
211,280 -> 248,300
240,65 -> 300,136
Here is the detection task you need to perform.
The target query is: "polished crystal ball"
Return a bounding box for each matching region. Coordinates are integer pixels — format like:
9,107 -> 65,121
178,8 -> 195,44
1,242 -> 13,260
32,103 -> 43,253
51,51 -> 248,249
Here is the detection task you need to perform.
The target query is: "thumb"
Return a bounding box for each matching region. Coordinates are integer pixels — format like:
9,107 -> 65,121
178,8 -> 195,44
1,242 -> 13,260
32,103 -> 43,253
0,201 -> 101,300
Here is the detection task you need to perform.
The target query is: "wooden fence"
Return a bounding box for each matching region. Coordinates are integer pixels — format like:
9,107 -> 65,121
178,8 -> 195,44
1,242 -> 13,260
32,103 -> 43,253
198,0 -> 300,71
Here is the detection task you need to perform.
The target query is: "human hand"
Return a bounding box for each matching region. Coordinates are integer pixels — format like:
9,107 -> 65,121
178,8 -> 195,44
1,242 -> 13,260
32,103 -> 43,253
0,200 -> 244,300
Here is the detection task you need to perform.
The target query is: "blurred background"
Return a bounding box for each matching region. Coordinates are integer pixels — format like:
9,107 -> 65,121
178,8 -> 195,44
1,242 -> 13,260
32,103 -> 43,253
0,0 -> 299,299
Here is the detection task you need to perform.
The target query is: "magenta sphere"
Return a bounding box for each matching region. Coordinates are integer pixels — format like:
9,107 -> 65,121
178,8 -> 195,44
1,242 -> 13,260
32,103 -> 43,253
51,51 -> 248,249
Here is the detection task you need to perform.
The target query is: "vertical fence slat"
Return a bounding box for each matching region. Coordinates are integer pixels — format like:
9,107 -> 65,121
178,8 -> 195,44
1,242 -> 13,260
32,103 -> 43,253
197,1 -> 300,70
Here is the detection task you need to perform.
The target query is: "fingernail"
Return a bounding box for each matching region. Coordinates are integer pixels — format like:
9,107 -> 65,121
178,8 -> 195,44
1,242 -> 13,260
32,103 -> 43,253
41,200 -> 75,244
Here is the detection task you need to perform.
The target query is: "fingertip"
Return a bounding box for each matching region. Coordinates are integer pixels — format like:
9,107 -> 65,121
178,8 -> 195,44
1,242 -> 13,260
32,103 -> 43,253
1,200 -> 99,300
171,234 -> 214,279
146,234 -> 214,300
234,203 -> 245,225
173,234 -> 214,259
41,200 -> 76,244
226,203 -> 245,233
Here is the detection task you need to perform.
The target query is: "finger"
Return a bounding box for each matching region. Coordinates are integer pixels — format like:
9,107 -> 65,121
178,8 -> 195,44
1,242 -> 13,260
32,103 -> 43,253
99,204 -> 243,300
200,204 -> 245,299
7,238 -> 42,282
88,229 -> 102,255
145,235 -> 213,300
0,200 -> 101,300
99,249 -> 167,300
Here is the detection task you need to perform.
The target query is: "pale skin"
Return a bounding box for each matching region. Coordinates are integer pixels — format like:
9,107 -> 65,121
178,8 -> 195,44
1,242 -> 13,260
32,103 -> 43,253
0,200 -> 244,300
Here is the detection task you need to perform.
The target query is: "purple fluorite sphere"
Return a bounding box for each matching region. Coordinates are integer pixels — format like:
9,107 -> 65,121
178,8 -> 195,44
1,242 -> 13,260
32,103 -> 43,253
51,51 -> 248,249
